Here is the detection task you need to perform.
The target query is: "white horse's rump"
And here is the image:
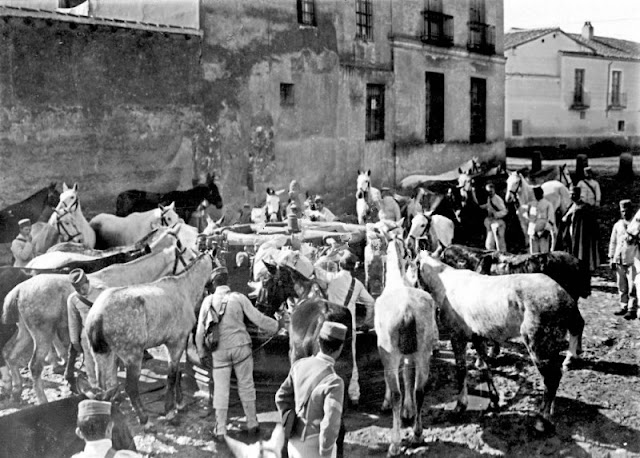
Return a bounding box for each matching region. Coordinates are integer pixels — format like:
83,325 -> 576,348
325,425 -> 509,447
89,202 -> 180,249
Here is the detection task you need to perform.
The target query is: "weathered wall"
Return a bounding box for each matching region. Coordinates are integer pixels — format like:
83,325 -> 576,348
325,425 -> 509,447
0,15 -> 203,215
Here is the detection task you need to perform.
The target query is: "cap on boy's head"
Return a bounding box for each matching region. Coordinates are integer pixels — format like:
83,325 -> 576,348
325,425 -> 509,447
584,166 -> 592,174
18,218 -> 31,228
210,266 -> 228,282
69,268 -> 87,286
314,195 -> 324,202
620,199 -> 632,209
319,322 -> 347,342
77,399 -> 111,419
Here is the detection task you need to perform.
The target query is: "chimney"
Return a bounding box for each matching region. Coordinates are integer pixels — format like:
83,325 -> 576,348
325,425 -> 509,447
582,22 -> 594,40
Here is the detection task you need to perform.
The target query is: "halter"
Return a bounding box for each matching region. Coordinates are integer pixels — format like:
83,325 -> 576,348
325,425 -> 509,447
408,214 -> 432,241
54,209 -> 83,242
171,238 -> 190,275
160,206 -> 173,227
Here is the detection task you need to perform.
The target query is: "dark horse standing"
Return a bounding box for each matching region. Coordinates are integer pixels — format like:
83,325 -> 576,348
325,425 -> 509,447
0,183 -> 59,243
115,173 -> 223,221
260,263 -> 353,458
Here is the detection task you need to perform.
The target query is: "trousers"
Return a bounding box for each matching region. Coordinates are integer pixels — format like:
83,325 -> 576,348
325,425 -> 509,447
484,218 -> 506,252
212,344 -> 255,409
618,263 -> 638,311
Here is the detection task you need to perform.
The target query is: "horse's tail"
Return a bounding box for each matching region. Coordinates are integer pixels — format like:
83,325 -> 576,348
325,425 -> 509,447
1,286 -> 21,325
87,313 -> 109,354
398,313 -> 418,355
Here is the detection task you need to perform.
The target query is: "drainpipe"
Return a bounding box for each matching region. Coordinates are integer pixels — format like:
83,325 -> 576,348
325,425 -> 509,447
605,60 -> 613,117
392,141 -> 397,187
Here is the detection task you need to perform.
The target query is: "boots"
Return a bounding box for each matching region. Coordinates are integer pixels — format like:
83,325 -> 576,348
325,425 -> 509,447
242,401 -> 260,435
214,408 -> 228,440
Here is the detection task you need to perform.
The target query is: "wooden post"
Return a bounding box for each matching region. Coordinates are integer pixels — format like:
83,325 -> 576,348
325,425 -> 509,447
618,152 -> 635,180
576,154 -> 588,181
531,151 -> 542,173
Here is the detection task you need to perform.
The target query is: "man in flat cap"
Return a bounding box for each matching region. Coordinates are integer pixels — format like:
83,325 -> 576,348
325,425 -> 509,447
576,166 -> 601,207
196,265 -> 283,440
275,321 -> 347,458
11,218 -> 34,267
73,399 -> 141,457
66,269 -> 117,391
609,199 -> 638,320
315,250 -> 374,406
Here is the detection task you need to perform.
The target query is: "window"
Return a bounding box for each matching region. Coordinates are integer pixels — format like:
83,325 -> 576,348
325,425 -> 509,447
469,0 -> 485,23
618,120 -> 625,132
573,69 -> 585,105
297,0 -> 316,26
425,72 -> 445,143
355,0 -> 373,40
512,120 -> 522,136
611,70 -> 622,107
366,84 -> 385,141
580,111 -> 586,120
423,0 -> 454,46
280,83 -> 294,106
470,78 -> 486,143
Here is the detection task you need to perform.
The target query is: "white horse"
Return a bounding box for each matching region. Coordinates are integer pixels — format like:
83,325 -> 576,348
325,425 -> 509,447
356,169 -> 382,224
49,183 -> 96,248
406,212 -> 455,257
505,172 -> 571,249
375,237 -> 438,456
225,424 -> 285,458
356,190 -> 370,225
89,202 -> 180,249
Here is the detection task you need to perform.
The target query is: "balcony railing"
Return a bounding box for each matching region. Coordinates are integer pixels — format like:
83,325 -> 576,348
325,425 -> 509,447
467,21 -> 495,55
608,92 -> 627,109
569,90 -> 591,109
422,11 -> 454,47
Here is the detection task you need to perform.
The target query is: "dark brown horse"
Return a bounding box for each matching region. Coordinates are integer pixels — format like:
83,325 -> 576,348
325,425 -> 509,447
261,264 -> 352,458
115,173 -> 223,220
0,183 -> 59,243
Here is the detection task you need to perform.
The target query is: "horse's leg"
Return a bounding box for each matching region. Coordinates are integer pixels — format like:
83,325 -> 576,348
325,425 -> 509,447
401,357 -> 416,424
164,341 -> 184,418
471,335 -> 500,410
564,307 -> 585,369
451,335 -> 469,413
29,330 -> 53,404
410,354 -> 431,444
3,325 -> 32,401
380,349 -> 403,456
123,357 -> 150,428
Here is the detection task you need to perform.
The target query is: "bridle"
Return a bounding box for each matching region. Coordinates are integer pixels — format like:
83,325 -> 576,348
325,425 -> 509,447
170,236 -> 190,275
160,206 -> 174,227
507,174 -> 523,206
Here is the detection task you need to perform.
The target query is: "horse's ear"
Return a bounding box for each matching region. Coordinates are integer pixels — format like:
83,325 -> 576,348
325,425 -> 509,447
72,183 -> 79,192
262,259 -> 278,275
158,204 -> 165,211
367,170 -> 371,176
216,214 -> 225,226
168,202 -> 176,211
357,169 -> 361,175
397,217 -> 404,228
62,183 -> 69,192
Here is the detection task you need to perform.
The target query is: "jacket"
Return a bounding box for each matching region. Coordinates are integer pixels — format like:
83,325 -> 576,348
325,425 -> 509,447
72,439 -> 141,457
609,219 -> 638,265
11,234 -> 34,267
275,353 -> 344,456
195,285 -> 278,354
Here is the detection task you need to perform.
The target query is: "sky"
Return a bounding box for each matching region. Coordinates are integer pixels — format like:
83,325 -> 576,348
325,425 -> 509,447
504,0 -> 640,42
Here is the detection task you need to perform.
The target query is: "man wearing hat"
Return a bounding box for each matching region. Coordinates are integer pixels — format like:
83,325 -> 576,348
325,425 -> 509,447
477,182 -> 508,252
195,265 -> 282,439
525,185 -> 555,253
609,199 -> 638,320
73,399 -> 141,457
377,187 -> 401,222
11,218 -> 34,267
315,251 -> 374,406
313,195 -> 336,222
576,166 -> 601,207
67,269 -> 117,391
275,321 -> 347,458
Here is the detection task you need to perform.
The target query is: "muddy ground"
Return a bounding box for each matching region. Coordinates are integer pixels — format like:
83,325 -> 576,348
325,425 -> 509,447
2,156 -> 640,457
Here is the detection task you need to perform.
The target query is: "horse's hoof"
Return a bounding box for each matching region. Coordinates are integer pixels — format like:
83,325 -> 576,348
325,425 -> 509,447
387,443 -> 402,457
408,431 -> 424,445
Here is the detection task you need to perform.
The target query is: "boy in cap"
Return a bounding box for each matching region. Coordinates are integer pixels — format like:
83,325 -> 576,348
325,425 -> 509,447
67,269 -> 117,391
609,199 -> 638,320
73,399 -> 141,457
315,251 -> 374,406
275,321 -> 347,458
196,265 -> 283,439
577,166 -> 601,207
11,218 -> 34,267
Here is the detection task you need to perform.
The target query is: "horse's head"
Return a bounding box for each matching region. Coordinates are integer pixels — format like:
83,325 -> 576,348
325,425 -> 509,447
405,212 -> 431,256
457,173 -> 473,194
265,194 -> 280,219
47,182 -> 60,208
157,202 -> 181,227
56,182 -> 80,215
255,260 -> 296,317
626,208 -> 640,240
202,214 -> 226,236
225,424 -> 284,458
356,169 -> 371,194
504,172 -> 522,204
205,173 -> 223,209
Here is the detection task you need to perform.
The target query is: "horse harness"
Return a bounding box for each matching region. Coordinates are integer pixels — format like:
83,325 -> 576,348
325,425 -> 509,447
160,206 -> 173,226
53,202 -> 83,243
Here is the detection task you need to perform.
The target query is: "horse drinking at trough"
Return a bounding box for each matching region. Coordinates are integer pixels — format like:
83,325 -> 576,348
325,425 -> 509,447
115,172 -> 223,221
413,253 -> 585,433
86,250 -> 214,429
48,183 -> 96,248
89,202 -> 181,249
0,183 -> 59,244
375,237 -> 438,456
1,226 -> 194,403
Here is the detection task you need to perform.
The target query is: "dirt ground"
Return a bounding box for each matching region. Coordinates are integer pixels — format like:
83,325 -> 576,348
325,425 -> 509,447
2,156 -> 640,457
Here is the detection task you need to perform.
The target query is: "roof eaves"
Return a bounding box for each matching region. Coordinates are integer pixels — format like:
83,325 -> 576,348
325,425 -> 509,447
504,28 -> 560,49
